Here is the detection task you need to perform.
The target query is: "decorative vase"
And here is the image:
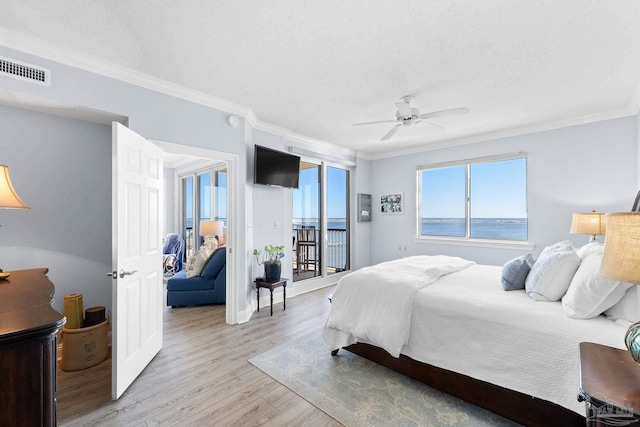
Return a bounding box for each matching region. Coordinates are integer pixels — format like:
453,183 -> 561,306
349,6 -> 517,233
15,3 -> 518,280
264,261 -> 282,281
625,322 -> 640,363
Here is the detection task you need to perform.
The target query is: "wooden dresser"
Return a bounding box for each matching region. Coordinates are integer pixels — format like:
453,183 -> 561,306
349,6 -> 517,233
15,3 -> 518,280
0,268 -> 66,427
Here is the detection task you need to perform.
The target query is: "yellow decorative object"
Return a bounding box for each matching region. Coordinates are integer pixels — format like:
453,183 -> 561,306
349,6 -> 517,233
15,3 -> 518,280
63,293 -> 84,329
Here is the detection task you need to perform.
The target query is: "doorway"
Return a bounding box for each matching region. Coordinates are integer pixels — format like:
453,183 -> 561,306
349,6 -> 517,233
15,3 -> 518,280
154,140 -> 236,325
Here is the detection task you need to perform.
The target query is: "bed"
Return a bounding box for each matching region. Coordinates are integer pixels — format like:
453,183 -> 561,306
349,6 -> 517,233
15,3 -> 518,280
323,248 -> 634,427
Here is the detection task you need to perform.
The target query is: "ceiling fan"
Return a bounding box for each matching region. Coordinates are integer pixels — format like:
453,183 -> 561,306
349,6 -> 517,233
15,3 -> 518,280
353,95 -> 469,141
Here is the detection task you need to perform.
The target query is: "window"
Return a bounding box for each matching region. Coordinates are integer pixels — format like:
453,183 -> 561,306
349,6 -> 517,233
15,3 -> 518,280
418,154 -> 527,241
215,170 -> 227,226
180,165 -> 227,257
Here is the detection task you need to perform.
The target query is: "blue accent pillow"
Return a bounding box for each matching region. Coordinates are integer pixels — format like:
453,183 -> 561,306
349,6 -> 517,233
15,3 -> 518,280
501,253 -> 534,291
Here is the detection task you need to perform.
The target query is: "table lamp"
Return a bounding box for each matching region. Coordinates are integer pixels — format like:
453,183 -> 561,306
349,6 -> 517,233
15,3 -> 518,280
569,210 -> 606,242
0,165 -> 29,274
600,212 -> 640,362
0,165 -> 29,210
199,220 -> 224,251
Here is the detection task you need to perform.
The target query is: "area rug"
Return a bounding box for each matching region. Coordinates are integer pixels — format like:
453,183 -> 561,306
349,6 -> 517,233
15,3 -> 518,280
249,330 -> 520,427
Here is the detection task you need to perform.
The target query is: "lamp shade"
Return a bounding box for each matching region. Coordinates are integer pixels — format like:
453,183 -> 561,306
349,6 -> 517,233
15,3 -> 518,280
199,220 -> 224,238
569,211 -> 606,236
601,212 -> 640,284
0,165 -> 29,209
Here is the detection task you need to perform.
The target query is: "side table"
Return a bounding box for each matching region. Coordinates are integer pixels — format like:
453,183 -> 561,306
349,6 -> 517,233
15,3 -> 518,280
255,278 -> 288,316
578,342 -> 640,426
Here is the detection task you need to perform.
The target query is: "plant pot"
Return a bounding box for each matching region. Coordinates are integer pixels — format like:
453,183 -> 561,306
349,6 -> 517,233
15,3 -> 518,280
264,261 -> 282,281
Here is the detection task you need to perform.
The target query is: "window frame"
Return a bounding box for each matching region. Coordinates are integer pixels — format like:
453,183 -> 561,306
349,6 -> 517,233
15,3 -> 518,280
415,152 -> 534,250
178,162 -> 227,257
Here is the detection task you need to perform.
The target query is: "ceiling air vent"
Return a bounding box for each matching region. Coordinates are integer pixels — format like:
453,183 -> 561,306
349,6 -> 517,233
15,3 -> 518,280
0,56 -> 50,86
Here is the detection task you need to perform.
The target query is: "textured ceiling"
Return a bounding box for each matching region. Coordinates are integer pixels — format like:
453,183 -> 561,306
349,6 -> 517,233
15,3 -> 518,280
1,1 -> 639,157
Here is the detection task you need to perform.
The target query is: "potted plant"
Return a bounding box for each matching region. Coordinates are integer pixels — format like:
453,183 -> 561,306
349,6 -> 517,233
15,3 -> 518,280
253,244 -> 285,281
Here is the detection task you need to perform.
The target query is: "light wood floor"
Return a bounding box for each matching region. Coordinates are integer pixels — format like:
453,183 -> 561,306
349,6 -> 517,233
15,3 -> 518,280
57,285 -> 342,427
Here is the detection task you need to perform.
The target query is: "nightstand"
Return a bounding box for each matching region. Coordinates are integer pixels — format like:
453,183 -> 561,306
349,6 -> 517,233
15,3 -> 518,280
578,342 -> 640,426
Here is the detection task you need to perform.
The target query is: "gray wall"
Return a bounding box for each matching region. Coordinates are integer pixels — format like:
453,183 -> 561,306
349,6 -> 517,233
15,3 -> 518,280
0,45 -> 253,318
369,115 -> 638,266
1,42 -> 637,320
0,104 -> 111,313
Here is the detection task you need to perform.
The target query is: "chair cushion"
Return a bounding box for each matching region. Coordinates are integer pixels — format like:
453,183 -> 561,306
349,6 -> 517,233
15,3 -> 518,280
201,247 -> 226,279
166,272 -> 214,291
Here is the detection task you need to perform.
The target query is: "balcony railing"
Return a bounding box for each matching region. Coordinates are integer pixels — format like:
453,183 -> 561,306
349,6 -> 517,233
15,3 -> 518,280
292,226 -> 348,281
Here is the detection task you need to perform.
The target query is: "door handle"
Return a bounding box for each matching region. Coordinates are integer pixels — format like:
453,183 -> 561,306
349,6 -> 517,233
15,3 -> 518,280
108,269 -> 138,279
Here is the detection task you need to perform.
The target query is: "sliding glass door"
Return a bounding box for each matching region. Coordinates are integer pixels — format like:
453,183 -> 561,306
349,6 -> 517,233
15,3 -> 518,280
327,166 -> 349,275
292,162 -> 350,281
292,162 -> 321,281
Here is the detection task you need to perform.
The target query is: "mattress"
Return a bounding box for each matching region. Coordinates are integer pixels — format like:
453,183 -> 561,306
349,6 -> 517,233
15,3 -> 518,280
402,264 -> 627,415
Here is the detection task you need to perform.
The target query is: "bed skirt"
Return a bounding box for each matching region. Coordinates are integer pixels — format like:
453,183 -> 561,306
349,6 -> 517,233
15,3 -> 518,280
342,343 -> 585,427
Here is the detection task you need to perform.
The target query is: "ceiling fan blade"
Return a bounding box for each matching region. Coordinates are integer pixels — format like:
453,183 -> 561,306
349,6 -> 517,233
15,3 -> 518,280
352,119 -> 398,126
416,120 -> 445,129
381,124 -> 402,141
395,101 -> 412,117
419,107 -> 469,120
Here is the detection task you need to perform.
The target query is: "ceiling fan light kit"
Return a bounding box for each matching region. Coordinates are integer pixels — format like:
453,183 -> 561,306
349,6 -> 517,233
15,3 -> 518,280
353,95 -> 469,141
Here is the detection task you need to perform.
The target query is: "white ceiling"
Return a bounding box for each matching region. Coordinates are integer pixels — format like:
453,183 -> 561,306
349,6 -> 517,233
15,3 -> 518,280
1,1 -> 640,158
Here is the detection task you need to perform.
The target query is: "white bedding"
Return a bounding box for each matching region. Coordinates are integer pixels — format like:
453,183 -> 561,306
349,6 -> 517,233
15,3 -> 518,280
324,255 -> 474,357
324,262 -> 628,415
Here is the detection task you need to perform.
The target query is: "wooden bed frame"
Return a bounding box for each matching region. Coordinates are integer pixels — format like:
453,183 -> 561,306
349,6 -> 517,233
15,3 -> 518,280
339,342 -> 586,427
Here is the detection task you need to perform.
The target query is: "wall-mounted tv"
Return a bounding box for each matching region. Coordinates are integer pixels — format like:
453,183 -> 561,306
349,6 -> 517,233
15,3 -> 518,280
254,145 -> 300,189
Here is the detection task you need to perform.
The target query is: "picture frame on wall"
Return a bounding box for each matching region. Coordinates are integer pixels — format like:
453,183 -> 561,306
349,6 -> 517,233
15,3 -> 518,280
380,193 -> 404,215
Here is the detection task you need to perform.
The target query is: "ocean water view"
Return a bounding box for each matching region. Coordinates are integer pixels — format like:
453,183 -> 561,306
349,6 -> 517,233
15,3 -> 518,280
422,218 -> 527,240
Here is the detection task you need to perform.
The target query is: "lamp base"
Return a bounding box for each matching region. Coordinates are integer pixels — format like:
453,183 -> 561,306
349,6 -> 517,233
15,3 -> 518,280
625,321 -> 640,363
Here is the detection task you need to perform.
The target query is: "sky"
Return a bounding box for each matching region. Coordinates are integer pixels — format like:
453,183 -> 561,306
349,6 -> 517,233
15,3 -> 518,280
421,158 -> 527,218
293,166 -> 347,219
292,158 -> 527,220
188,159 -> 526,223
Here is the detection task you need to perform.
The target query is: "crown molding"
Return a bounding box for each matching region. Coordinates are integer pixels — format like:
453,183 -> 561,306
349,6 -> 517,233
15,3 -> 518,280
1,27 -> 635,163
366,107 -> 638,161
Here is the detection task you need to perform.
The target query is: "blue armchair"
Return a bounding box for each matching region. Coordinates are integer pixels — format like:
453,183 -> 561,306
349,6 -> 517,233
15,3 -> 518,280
166,247 -> 226,307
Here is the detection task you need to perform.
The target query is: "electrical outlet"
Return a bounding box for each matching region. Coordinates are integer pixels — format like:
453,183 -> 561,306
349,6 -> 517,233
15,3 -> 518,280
274,221 -> 280,229
398,245 -> 402,250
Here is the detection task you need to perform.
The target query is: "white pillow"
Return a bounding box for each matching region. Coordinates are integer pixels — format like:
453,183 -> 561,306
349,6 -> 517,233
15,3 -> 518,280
605,286 -> 640,323
576,241 -> 604,259
540,240 -> 575,257
185,250 -> 208,278
525,249 -> 580,301
562,250 -> 633,319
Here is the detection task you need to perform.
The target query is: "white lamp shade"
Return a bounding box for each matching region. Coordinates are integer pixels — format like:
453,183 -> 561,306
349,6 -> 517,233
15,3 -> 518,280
0,165 -> 29,209
601,212 -> 640,284
569,211 -> 606,236
199,220 -> 224,238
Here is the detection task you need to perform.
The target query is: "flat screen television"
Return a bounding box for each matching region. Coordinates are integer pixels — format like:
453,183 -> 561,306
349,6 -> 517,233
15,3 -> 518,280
254,145 -> 300,189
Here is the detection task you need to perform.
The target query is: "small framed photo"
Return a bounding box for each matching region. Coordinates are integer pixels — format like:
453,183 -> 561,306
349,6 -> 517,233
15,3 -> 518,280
380,193 -> 404,215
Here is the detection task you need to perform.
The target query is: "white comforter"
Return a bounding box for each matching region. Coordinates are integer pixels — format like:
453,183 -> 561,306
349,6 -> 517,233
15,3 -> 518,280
325,261 -> 628,415
323,255 -> 474,357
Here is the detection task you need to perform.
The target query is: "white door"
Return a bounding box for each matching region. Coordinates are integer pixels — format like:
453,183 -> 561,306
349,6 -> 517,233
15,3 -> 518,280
111,122 -> 163,399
